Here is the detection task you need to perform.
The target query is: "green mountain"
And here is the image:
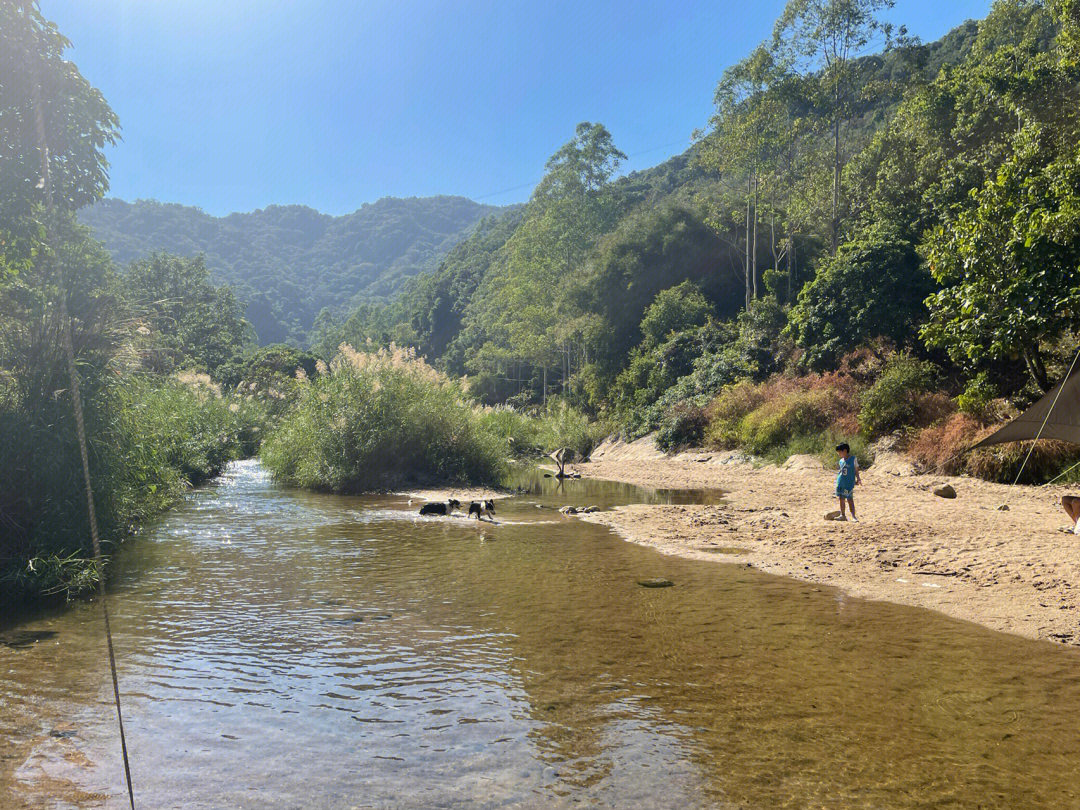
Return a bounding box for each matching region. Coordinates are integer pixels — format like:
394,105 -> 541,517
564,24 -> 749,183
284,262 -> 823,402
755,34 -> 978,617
80,196 -> 504,344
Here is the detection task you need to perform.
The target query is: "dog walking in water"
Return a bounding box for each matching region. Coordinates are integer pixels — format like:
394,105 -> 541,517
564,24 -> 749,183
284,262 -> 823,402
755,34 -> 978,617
469,500 -> 495,521
419,499 -> 460,516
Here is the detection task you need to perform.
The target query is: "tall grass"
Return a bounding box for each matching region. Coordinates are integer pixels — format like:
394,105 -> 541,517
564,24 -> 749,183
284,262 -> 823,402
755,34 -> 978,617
261,344 -> 507,492
479,400 -> 609,460
0,372 -> 266,605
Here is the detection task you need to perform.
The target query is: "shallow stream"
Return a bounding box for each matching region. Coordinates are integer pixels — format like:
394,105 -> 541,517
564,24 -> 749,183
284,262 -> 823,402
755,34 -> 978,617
4,460 -> 1080,808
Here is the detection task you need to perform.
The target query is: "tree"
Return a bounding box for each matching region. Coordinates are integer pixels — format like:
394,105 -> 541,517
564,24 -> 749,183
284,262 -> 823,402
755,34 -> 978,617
463,123 -> 625,403
638,282 -> 713,350
773,0 -> 898,252
922,125 -> 1080,391
122,253 -> 254,374
698,46 -> 793,306
0,1 -> 118,275
788,220 -> 931,368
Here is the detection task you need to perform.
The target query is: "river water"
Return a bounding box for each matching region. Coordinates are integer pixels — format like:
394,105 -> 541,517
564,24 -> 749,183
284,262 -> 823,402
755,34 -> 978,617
4,460 -> 1080,808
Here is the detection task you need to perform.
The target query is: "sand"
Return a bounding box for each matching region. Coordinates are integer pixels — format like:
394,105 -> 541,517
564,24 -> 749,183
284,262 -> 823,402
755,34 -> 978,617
571,436 -> 1080,645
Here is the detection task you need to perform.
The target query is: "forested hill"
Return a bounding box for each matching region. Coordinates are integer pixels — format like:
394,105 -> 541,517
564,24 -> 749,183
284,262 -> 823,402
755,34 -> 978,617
80,196 -> 504,344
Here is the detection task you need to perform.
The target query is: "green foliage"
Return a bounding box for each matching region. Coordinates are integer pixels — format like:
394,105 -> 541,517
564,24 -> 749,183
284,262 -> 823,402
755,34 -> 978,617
612,322 -> 726,436
788,221 -> 932,369
0,2 -> 119,276
655,403 -> 709,452
81,196 -> 502,344
638,282 -> 713,350
922,126 -> 1080,391
478,401 -> 607,461
216,343 -> 321,422
122,253 -> 254,374
736,387 -> 836,455
261,346 -> 507,492
955,372 -> 998,422
1,373 -> 263,605
460,123 -> 628,402
571,203 -> 744,385
857,353 -> 939,437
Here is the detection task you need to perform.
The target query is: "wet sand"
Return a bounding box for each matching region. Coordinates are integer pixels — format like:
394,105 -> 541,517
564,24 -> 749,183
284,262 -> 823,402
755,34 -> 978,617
572,437 -> 1080,646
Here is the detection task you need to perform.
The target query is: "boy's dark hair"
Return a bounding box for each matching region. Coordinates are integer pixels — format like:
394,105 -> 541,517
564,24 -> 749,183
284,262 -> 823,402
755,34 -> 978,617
835,442 -> 850,452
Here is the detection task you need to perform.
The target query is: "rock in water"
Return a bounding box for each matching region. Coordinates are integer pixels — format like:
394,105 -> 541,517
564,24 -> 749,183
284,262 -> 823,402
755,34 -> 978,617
933,484 -> 957,499
559,505 -> 578,515
637,578 -> 674,588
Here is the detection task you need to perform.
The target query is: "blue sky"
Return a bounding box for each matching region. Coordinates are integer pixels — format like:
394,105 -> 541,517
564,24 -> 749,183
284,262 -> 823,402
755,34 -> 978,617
43,0 -> 992,216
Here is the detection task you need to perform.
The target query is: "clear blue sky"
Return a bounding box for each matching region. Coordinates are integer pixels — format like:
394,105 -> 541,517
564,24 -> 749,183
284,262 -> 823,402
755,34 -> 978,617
42,0 -> 992,216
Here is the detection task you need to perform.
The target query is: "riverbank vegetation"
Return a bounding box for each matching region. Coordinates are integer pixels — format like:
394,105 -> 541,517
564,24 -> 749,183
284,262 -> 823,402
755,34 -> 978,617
304,0 -> 1080,484
0,6 -> 275,606
9,1 -> 1080,605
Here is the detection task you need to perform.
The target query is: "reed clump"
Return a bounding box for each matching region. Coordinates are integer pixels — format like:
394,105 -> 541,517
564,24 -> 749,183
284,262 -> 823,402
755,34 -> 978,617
261,344 -> 507,492
0,373 -> 265,605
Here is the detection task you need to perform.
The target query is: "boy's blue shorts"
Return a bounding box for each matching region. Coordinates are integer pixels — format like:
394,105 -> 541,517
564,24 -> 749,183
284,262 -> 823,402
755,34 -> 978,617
836,486 -> 854,499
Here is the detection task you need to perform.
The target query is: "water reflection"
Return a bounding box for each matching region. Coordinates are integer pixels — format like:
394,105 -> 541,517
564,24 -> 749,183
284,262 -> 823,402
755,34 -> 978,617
3,460 -> 1080,808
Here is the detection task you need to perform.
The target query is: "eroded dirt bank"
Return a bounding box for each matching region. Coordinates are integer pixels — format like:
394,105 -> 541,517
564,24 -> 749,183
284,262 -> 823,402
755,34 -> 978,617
573,437 -> 1080,645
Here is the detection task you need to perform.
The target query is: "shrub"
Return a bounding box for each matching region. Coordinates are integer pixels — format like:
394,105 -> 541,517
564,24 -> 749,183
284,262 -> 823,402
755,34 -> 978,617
261,344 -> 507,492
1,373 -> 262,606
638,281 -> 712,350
737,388 -> 835,455
703,381 -> 769,448
704,373 -> 861,454
533,400 -> 608,459
858,353 -> 940,438
655,402 -> 708,452
955,372 -> 998,422
907,411 -> 1080,483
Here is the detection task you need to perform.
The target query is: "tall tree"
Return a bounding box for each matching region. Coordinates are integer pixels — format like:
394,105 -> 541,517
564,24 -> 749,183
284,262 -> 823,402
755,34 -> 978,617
922,124 -> 1080,391
463,123 -> 625,403
0,1 -> 118,275
773,0 -> 897,252
699,46 -> 792,307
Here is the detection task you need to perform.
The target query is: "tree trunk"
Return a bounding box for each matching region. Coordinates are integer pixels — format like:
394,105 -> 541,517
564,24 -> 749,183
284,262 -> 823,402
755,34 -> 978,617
752,173 -> 759,301
1024,346 -> 1050,392
745,174 -> 752,309
832,114 -> 841,254
770,213 -> 778,282
788,236 -> 796,302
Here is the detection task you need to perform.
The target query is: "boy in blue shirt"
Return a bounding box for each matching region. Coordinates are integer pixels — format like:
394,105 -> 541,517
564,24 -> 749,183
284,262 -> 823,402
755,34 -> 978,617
835,442 -> 861,521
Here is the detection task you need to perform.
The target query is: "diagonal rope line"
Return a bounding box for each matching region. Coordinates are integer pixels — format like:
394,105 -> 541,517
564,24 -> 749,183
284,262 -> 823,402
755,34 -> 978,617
23,4 -> 137,806
1011,345 -> 1080,488
58,297 -> 138,810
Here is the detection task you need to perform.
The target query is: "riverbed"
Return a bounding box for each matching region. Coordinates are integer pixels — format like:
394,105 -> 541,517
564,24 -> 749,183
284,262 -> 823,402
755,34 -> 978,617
4,460 -> 1080,808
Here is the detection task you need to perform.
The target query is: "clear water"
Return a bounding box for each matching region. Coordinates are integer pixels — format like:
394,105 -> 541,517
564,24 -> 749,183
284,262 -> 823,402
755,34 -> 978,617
4,460 -> 1080,809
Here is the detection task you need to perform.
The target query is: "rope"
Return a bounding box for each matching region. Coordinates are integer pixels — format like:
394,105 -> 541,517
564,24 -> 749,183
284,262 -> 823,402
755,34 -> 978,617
1010,346 -> 1080,487
1044,456 -> 1080,487
59,298 -> 138,810
23,5 -> 137,806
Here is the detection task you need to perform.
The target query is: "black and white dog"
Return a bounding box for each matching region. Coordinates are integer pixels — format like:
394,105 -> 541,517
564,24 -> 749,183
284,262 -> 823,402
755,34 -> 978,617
419,498 -> 460,516
468,499 -> 495,520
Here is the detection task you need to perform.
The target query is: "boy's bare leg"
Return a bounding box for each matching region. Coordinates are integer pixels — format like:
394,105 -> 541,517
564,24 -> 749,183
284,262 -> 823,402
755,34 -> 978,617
847,497 -> 857,520
838,496 -> 847,519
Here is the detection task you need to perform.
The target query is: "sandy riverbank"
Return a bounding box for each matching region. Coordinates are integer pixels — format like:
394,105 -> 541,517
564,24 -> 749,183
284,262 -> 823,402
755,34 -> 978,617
571,436 -> 1080,645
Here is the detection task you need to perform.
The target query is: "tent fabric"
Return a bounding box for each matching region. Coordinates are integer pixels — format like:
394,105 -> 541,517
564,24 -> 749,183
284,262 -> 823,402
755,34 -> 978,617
974,364 -> 1080,448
